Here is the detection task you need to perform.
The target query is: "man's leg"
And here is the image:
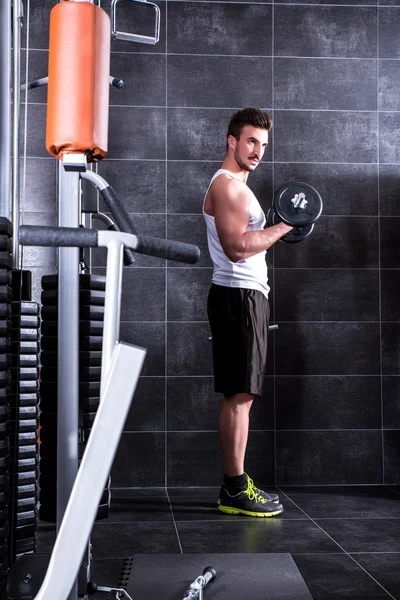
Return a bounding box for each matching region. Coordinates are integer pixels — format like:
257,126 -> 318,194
218,392 -> 254,477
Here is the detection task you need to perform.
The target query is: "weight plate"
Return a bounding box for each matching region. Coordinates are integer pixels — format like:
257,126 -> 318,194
12,354 -> 38,368
0,307 -> 11,322
10,471 -> 37,485
0,339 -> 11,353
11,497 -> 36,513
10,393 -> 40,407
9,419 -> 38,434
9,445 -> 37,461
41,304 -> 105,321
9,431 -> 37,446
40,350 -> 102,367
274,182 -> 323,227
0,218 -> 12,238
10,406 -> 38,420
40,381 -> 100,396
13,522 -> 36,540
0,253 -> 12,271
11,302 -> 39,316
11,367 -> 38,380
0,406 -> 9,423
12,381 -> 39,394
41,336 -> 102,351
12,314 -> 40,329
41,289 -> 105,306
16,329 -> 40,341
41,320 -> 104,337
42,273 -> 106,291
0,236 -> 12,253
0,320 -> 11,337
0,355 -> 11,370
12,483 -> 38,500
0,270 -> 12,286
267,206 -> 315,244
40,365 -> 101,382
0,371 -> 10,386
9,457 -> 37,473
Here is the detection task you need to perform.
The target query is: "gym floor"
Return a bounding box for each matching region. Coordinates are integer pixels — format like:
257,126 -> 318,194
37,486 -> 400,599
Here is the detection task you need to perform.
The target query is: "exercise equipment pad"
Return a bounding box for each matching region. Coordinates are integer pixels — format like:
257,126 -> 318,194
121,553 -> 313,599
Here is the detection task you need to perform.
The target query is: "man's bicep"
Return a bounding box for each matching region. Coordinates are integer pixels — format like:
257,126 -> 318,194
213,193 -> 249,252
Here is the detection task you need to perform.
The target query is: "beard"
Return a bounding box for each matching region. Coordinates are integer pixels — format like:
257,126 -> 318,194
234,147 -> 257,172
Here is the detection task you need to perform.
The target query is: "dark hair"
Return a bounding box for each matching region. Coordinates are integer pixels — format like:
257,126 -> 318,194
227,107 -> 272,149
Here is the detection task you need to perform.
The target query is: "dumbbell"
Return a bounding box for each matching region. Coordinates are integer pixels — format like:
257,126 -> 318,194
266,182 -> 323,243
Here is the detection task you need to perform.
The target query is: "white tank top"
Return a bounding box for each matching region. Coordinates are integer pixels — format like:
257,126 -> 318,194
203,169 -> 270,299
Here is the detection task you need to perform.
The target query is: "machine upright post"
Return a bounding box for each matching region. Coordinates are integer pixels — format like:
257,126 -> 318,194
12,0 -> 23,266
57,155 -> 82,600
0,0 -> 12,220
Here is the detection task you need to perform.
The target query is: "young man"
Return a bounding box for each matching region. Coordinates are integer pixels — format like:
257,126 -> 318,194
203,107 -> 292,517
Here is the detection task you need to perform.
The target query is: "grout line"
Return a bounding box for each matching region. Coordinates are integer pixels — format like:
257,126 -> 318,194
271,0 -> 277,488
377,0 -> 386,487
277,488 -> 397,599
165,488 -> 184,554
165,0 -> 169,490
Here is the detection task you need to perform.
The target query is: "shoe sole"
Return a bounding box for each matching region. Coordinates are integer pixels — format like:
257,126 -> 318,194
217,504 -> 283,517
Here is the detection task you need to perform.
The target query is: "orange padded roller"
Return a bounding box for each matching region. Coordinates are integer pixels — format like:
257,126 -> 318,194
46,0 -> 110,161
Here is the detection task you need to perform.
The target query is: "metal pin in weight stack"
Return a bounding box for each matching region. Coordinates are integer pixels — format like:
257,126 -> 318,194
39,273 -> 111,522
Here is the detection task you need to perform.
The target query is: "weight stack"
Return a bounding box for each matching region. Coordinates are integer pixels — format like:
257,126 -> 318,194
0,218 -> 13,599
39,274 -> 111,523
9,301 -> 40,564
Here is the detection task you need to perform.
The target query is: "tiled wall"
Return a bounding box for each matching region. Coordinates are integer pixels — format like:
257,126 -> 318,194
21,0 -> 400,487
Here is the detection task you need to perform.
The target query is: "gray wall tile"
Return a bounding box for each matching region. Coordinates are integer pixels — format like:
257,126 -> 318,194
108,107 -> 166,159
111,432 -> 165,486
275,323 -> 381,375
276,376 -> 382,430
274,111 -> 377,164
275,269 -> 379,322
167,3 -> 272,56
110,53 -> 166,107
379,113 -> 400,163
274,217 -> 379,269
119,322 -> 165,376
168,56 -> 272,109
384,431 -> 400,484
274,6 -> 377,58
383,377 -> 400,429
125,377 -> 165,431
379,7 -> 400,58
380,165 -> 400,216
379,60 -> 400,111
167,322 -> 213,376
167,268 -> 212,321
274,58 -> 377,111
276,431 -> 383,485
21,158 -> 57,213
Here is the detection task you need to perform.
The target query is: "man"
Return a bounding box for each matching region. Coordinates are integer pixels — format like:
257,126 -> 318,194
203,107 -> 292,517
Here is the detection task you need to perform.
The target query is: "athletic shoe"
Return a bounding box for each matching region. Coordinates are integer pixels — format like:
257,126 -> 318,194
217,483 -> 283,517
244,473 -> 280,504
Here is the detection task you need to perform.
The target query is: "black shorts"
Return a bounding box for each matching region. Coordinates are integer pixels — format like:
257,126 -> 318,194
207,284 -> 270,397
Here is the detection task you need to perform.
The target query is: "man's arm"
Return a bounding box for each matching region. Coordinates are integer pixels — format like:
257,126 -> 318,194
212,177 -> 292,263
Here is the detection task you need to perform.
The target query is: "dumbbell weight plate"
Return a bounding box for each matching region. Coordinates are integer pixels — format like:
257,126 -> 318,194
41,304 -> 105,321
274,182 -> 323,227
266,207 -> 314,244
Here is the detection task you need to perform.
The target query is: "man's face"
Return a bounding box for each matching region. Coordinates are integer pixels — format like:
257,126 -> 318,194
229,125 -> 269,172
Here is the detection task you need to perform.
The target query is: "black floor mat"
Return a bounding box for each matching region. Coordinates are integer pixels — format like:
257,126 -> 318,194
120,553 -> 313,599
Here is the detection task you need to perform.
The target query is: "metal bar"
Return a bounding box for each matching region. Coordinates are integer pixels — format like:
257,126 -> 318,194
12,0 -> 23,266
34,342 -> 146,600
0,0 -> 12,219
100,238 -> 124,399
58,156 -> 81,600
